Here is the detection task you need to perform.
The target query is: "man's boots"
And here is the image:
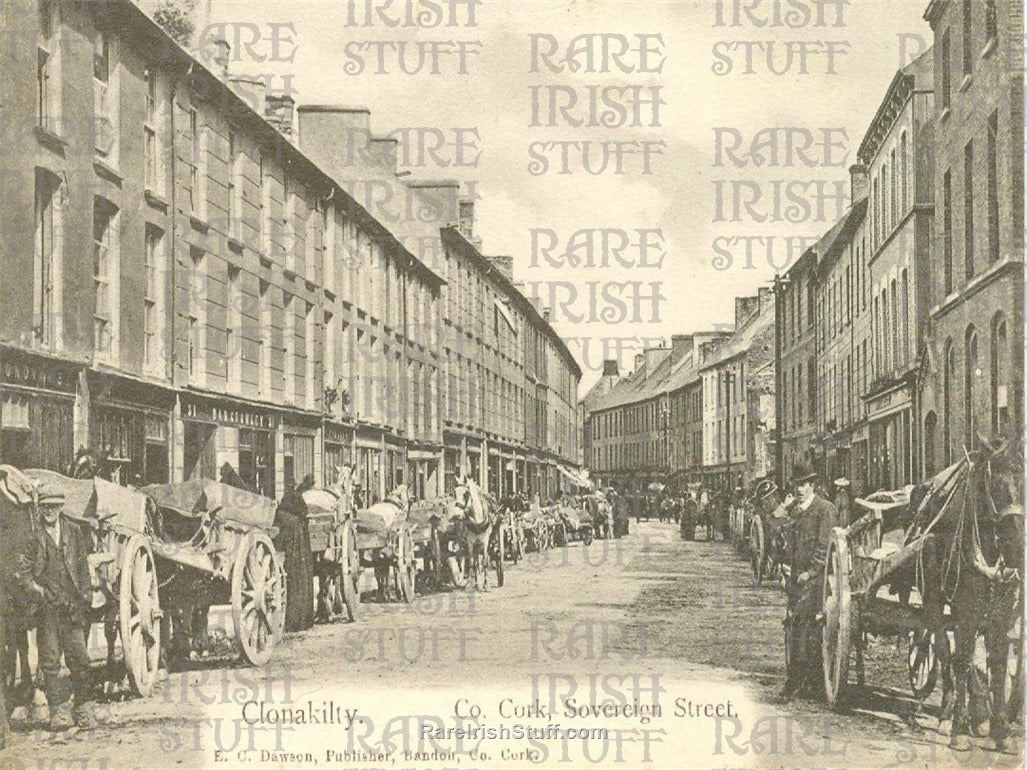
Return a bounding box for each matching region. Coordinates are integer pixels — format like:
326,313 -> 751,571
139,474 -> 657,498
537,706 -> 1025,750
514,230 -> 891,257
72,701 -> 97,730
48,701 -> 73,732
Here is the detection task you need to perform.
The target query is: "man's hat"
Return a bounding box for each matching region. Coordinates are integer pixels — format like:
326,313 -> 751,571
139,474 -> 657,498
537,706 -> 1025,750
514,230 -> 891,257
833,477 -> 851,488
790,463 -> 818,486
35,482 -> 66,507
754,479 -> 778,500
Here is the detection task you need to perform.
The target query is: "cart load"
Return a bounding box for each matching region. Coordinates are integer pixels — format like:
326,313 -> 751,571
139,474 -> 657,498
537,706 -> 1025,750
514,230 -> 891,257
143,480 -> 284,666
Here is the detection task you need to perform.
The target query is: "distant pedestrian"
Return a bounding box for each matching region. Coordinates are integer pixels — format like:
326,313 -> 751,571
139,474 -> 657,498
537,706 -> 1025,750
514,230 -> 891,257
832,478 -> 854,525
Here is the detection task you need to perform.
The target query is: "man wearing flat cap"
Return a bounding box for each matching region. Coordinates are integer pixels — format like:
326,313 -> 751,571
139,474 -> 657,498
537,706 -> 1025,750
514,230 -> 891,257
13,483 -> 95,730
782,463 -> 839,699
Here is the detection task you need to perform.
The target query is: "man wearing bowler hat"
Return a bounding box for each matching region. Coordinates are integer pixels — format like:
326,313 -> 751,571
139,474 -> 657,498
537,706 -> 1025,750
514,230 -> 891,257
13,483 -> 95,730
781,463 -> 839,699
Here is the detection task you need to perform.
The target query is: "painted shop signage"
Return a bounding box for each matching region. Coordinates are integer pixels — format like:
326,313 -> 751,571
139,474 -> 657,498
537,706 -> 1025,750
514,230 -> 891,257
185,399 -> 273,429
1,357 -> 77,393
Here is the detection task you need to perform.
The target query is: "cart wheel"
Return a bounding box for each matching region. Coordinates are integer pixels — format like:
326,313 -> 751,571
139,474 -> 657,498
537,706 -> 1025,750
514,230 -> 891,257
429,526 -> 444,588
907,628 -> 940,700
342,520 -> 361,622
822,531 -> 851,708
232,532 -> 285,666
119,535 -> 161,697
494,527 -> 505,587
397,528 -> 416,604
1006,610 -> 1023,722
750,515 -> 765,587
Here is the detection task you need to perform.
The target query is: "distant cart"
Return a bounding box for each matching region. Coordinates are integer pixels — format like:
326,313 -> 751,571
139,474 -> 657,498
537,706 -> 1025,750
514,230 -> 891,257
299,487 -> 361,622
144,480 -> 285,666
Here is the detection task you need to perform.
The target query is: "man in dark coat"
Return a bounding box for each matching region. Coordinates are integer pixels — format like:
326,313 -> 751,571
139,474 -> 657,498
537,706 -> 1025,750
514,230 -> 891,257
782,464 -> 840,699
13,484 -> 95,730
680,493 -> 697,541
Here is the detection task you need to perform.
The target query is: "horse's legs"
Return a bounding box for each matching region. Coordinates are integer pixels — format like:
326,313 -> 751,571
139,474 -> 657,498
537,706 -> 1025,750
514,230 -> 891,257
374,566 -> 388,602
986,617 -> 1011,750
949,621 -> 975,750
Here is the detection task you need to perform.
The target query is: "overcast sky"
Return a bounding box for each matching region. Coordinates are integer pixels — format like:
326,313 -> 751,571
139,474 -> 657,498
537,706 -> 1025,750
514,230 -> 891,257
198,0 -> 934,394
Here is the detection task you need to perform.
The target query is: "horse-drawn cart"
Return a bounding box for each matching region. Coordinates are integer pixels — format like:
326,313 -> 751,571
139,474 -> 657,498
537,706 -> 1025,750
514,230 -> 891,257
144,480 -> 285,667
354,491 -> 417,603
818,446 -> 1023,751
16,468 -> 163,697
300,488 -> 360,622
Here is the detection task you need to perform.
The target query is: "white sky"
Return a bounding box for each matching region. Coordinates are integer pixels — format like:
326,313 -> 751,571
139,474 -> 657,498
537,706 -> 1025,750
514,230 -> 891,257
199,0 -> 934,395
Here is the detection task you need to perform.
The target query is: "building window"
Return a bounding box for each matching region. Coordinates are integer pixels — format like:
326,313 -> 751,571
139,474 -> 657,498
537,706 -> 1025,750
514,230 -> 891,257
143,225 -> 164,372
34,170 -> 62,347
900,270 -> 909,365
943,340 -> 955,465
227,130 -> 238,233
188,108 -> 201,214
226,266 -> 242,391
144,67 -> 159,191
990,313 -> 1008,435
899,131 -> 908,212
882,163 -> 889,236
807,356 -> 816,422
942,169 -> 953,295
890,279 -> 899,370
258,280 -> 271,397
985,0 -> 997,42
889,149 -> 897,225
305,301 -> 316,408
964,140 -> 974,279
961,0 -> 972,75
37,1 -> 59,133
964,326 -> 978,448
283,293 -> 295,403
93,198 -> 118,360
987,111 -> 999,263
187,247 -> 205,384
92,28 -> 116,161
941,29 -> 951,111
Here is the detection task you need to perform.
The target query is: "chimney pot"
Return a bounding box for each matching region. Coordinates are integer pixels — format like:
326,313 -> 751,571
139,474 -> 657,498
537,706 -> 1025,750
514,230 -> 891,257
849,163 -> 869,202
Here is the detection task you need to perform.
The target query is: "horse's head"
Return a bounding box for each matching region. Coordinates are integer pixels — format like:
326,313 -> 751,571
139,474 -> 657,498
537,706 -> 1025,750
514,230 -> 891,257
387,483 -> 410,511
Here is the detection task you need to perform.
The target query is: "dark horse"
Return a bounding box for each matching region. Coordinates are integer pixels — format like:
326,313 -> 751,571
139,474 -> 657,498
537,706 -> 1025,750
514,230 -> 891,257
913,437 -> 1023,752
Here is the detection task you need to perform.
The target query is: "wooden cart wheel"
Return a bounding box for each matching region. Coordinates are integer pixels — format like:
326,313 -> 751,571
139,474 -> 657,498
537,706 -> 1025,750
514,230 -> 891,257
396,528 -> 416,604
750,515 -> 765,587
494,526 -> 505,587
582,524 -> 594,547
119,535 -> 161,697
907,629 -> 940,700
822,531 -> 852,708
232,532 -> 285,666
342,519 -> 361,622
429,526 -> 444,587
1006,611 -> 1023,722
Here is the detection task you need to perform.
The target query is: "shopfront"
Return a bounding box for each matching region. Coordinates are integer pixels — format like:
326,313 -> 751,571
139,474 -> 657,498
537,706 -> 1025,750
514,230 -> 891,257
282,415 -> 318,493
181,396 -> 275,498
89,373 -> 173,486
866,384 -> 912,492
0,350 -> 77,472
324,422 -> 354,486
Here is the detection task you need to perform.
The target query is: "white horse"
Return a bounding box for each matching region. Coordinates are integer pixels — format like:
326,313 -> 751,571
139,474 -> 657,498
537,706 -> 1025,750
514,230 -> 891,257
453,478 -> 493,591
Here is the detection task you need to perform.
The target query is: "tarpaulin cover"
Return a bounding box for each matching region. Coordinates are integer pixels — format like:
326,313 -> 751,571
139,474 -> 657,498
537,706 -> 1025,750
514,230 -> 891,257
144,479 -> 276,530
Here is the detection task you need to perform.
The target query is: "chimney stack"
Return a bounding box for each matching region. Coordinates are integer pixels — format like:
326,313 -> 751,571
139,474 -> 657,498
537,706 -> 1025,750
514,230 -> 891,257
229,74 -> 266,117
634,353 -> 645,373
405,179 -> 460,227
735,294 -> 760,329
487,255 -> 513,282
849,163 -> 869,202
671,334 -> 693,363
542,307 -> 551,322
213,38 -> 230,79
369,136 -> 399,173
602,359 -> 619,377
296,105 -> 373,174
459,199 -> 474,239
265,94 -> 294,137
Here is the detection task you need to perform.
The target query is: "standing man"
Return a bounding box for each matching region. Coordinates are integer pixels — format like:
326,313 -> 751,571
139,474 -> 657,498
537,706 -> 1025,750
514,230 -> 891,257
832,478 -> 854,525
13,484 -> 95,731
781,464 -> 840,699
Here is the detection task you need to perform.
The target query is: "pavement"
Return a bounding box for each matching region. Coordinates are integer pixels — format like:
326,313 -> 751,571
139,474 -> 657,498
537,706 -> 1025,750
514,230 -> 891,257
0,520 -> 1021,769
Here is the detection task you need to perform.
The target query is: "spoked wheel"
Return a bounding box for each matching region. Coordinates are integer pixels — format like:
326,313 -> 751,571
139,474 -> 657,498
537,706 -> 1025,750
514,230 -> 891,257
750,515 -> 766,587
907,628 -> 940,700
232,532 -> 285,666
119,535 -> 162,696
341,520 -> 361,622
822,531 -> 852,708
1006,612 -> 1023,722
493,526 -> 505,587
429,526 -> 444,586
396,528 -> 416,603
